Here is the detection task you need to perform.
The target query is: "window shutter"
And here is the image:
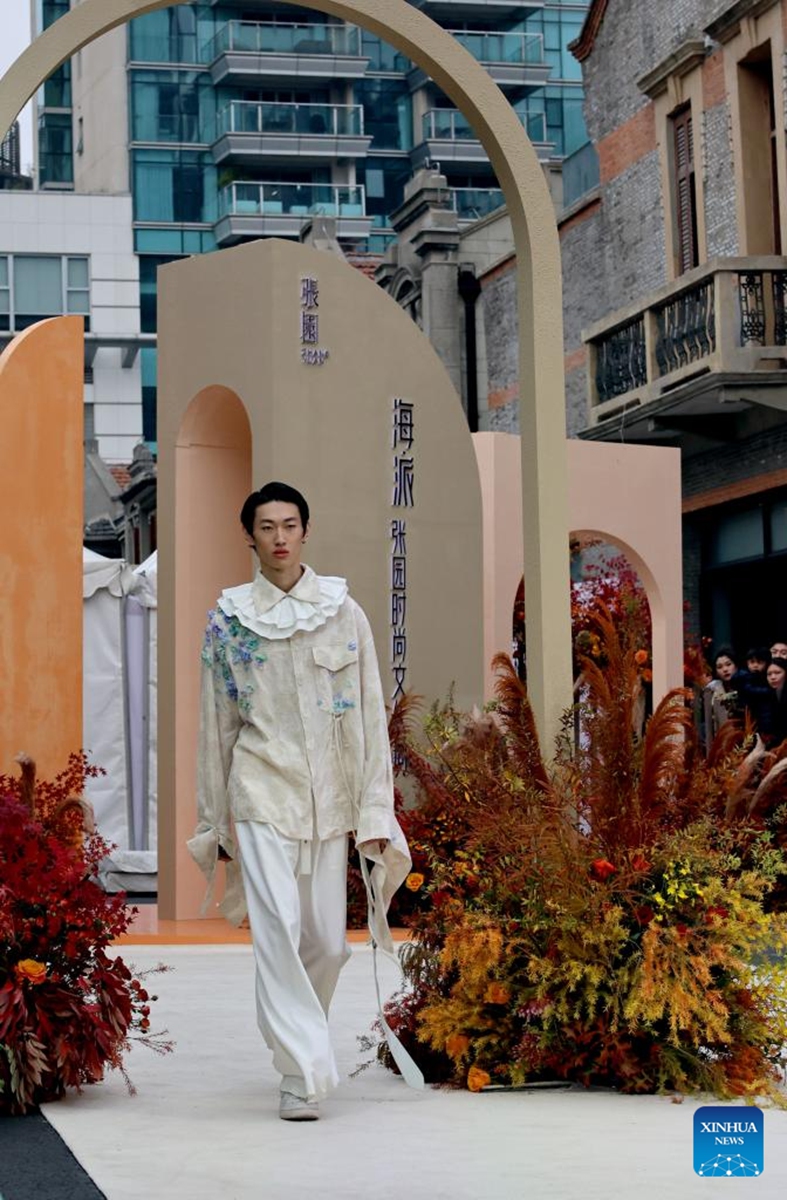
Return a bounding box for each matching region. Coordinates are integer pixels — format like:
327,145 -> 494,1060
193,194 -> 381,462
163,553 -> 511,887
673,107 -> 698,274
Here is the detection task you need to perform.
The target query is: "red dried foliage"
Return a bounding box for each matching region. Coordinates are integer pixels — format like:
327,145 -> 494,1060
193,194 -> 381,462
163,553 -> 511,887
0,754 -> 172,1114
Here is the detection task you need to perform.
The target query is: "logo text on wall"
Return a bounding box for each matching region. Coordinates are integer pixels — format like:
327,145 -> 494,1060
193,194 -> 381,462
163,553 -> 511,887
390,395 -> 414,725
299,276 -> 330,365
693,1105 -> 764,1177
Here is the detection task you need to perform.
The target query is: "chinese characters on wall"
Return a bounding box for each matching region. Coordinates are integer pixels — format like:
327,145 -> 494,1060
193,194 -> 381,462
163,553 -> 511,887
390,396 -> 414,718
299,276 -> 330,365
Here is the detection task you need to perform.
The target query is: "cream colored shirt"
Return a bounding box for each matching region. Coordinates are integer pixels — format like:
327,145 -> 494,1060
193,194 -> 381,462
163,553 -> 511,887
187,565 -> 410,930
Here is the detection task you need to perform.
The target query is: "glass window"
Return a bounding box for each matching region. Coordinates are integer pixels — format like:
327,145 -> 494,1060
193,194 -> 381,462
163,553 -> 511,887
133,150 -> 217,224
357,157 -> 410,226
708,508 -> 765,565
37,111 -> 73,185
139,255 -> 182,332
14,257 -> 62,320
356,79 -> 411,150
0,257 -> 9,331
129,5 -> 203,64
141,346 -> 158,443
771,497 -> 787,552
67,258 -> 89,289
1,255 -> 90,331
43,63 -> 71,109
130,71 -> 214,144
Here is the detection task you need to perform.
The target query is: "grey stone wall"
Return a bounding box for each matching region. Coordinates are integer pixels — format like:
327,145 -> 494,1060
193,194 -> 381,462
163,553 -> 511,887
702,102 -> 738,257
583,0 -> 732,141
479,264 -> 519,433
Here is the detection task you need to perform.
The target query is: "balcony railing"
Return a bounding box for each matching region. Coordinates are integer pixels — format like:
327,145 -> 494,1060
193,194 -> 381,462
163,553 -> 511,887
449,187 -> 505,220
216,100 -> 364,139
586,258 -> 787,420
218,180 -> 366,218
448,29 -> 544,65
422,108 -> 547,145
207,20 -> 362,61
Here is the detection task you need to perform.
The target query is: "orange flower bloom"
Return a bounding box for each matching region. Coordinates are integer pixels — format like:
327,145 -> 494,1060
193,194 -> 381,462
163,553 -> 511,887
445,1034 -> 471,1059
14,958 -> 47,986
642,669 -> 653,683
405,872 -> 425,892
634,649 -> 648,665
467,1065 -> 491,1092
484,982 -> 511,1005
590,858 -> 617,882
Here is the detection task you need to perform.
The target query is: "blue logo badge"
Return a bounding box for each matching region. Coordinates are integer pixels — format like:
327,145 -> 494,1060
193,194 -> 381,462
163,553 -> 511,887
693,1106 -> 763,1177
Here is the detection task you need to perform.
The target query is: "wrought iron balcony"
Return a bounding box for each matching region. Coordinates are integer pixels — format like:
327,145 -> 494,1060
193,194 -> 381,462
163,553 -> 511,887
214,180 -> 371,245
415,108 -> 550,166
212,101 -> 371,166
585,257 -> 787,428
206,20 -> 368,85
449,186 -> 506,221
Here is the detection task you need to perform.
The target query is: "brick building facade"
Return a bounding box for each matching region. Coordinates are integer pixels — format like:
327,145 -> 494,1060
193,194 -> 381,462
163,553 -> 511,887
481,0 -> 787,653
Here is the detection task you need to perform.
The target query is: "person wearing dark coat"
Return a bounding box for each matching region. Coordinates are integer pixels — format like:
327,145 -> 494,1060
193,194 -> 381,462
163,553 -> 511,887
764,657 -> 787,748
741,646 -> 773,740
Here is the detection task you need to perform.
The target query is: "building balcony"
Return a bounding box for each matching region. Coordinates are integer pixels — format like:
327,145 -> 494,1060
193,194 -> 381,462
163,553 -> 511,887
584,257 -> 787,449
449,186 -> 506,222
409,31 -> 549,90
413,108 -> 551,168
212,101 -> 372,167
214,180 -> 371,245
410,0 -> 545,18
206,21 -> 369,86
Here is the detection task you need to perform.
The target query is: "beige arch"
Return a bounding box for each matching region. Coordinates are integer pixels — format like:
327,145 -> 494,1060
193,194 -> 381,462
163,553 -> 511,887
0,0 -> 572,743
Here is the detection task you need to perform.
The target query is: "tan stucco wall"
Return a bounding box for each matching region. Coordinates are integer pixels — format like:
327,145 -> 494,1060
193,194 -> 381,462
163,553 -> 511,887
0,0 -> 573,749
474,433 -> 684,709
157,240 -> 484,918
0,317 -> 84,780
72,26 -> 130,194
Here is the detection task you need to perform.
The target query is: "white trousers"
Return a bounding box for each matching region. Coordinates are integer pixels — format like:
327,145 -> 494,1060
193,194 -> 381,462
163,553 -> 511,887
234,821 -> 351,1100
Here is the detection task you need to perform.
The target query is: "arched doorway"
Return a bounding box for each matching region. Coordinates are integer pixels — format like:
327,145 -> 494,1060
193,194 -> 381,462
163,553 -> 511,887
157,384 -> 252,917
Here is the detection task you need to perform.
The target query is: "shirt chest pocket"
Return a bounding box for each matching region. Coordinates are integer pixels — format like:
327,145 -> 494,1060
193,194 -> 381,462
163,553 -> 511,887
313,644 -> 359,713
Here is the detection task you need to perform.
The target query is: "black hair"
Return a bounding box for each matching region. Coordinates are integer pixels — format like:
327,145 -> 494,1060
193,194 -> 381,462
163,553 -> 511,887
714,644 -> 737,665
745,647 -> 770,664
240,482 -> 310,535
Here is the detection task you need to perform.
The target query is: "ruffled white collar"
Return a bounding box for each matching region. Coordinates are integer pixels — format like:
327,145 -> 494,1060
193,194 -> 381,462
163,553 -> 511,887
217,564 -> 348,640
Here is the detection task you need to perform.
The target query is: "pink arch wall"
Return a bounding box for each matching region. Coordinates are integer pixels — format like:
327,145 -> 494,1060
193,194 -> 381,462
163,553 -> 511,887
474,433 -> 683,709
157,386 -> 252,919
0,317 -> 83,780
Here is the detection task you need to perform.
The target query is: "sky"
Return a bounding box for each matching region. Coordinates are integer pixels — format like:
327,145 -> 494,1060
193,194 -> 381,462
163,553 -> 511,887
1,1 -> 35,173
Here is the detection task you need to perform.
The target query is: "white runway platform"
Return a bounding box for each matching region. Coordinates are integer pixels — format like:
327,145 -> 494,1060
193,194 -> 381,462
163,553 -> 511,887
40,944 -> 787,1200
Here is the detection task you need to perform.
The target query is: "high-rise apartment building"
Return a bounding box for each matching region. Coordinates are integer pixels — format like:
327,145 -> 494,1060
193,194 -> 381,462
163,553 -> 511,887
31,1 -> 589,442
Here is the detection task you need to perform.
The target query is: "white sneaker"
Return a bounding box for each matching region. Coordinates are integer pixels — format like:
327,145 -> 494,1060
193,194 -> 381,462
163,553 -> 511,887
279,1091 -> 319,1121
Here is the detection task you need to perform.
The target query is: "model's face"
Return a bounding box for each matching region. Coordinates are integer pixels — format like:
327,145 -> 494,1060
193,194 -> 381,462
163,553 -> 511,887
715,655 -> 736,682
770,642 -> 787,659
247,500 -> 307,576
767,663 -> 786,690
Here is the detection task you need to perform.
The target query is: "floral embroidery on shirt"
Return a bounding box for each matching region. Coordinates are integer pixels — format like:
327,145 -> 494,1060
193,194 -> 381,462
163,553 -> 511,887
318,694 -> 356,715
202,609 -> 267,706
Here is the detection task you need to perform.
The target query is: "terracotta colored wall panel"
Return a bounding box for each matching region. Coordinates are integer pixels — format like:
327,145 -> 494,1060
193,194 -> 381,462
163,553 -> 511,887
0,317 -> 83,780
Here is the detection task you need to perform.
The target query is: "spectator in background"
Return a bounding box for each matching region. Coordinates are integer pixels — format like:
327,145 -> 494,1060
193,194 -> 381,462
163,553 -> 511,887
770,640 -> 787,660
741,647 -> 772,739
704,645 -> 746,738
765,657 -> 787,747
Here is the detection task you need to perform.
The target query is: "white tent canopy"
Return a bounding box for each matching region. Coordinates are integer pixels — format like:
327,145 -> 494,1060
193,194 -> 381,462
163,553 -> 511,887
82,548 -> 158,892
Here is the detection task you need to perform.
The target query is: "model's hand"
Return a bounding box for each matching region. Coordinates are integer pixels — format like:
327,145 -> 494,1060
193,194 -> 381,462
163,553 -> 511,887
217,845 -> 233,862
